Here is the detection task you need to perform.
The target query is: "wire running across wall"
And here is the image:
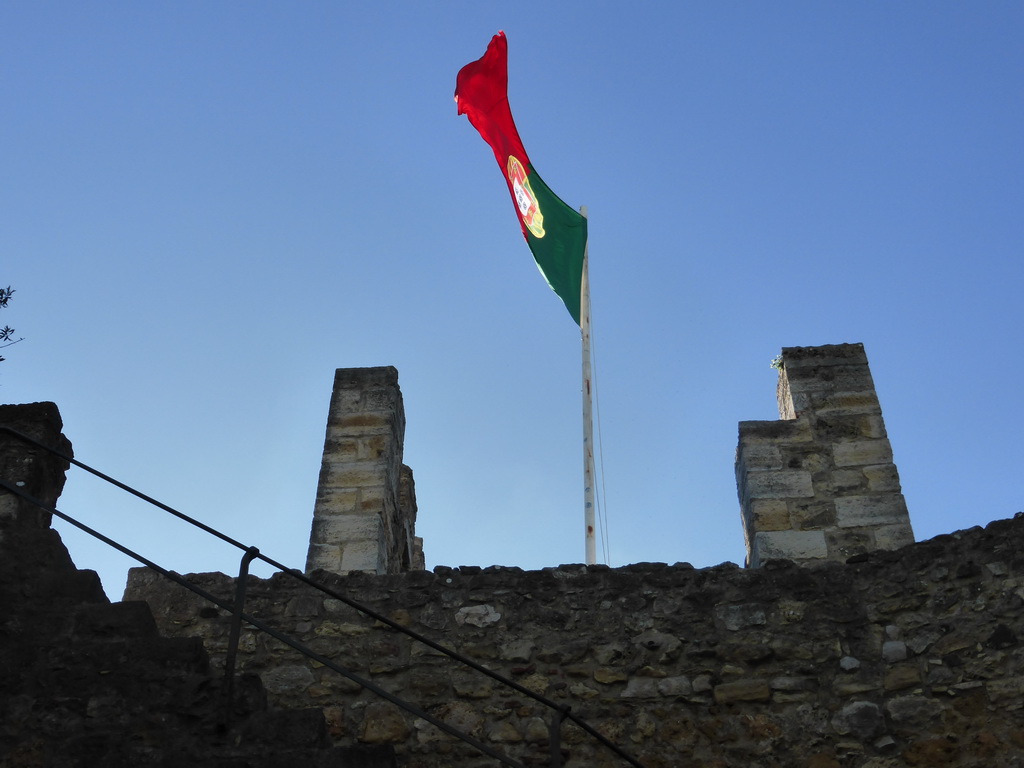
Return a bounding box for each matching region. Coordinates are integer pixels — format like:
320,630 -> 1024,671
0,424 -> 650,768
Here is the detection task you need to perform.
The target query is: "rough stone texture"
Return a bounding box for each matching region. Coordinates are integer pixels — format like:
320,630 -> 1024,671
6,345 -> 1024,767
128,514 -> 1024,768
0,403 -> 398,767
304,367 -> 423,575
737,344 -> 914,567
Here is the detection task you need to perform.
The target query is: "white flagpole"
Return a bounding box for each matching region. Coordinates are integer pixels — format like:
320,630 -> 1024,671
580,206 -> 597,565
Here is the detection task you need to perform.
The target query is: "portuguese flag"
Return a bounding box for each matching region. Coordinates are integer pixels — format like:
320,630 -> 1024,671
455,32 -> 588,326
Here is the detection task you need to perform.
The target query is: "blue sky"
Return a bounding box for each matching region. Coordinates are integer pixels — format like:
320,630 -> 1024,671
2,2 -> 1022,598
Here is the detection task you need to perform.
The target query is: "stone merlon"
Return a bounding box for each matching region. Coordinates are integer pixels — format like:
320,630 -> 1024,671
737,343 -> 914,567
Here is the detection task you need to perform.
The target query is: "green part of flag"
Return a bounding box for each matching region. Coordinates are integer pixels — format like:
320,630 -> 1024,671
524,164 -> 587,326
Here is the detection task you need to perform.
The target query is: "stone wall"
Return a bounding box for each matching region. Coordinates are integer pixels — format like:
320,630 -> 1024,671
0,404 -> 401,767
128,514 -> 1024,768
305,367 -> 423,575
6,344 -> 1024,767
737,344 -> 915,567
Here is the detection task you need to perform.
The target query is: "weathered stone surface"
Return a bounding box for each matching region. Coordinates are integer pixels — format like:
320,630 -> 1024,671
454,604 -> 501,627
621,678 -> 660,698
881,640 -> 908,663
831,701 -> 882,739
883,665 -> 921,691
747,498 -> 791,531
594,668 -> 628,684
261,664 -> 316,694
713,679 -> 771,703
835,495 -> 908,528
885,695 -> 943,726
863,464 -> 902,492
305,367 -> 421,576
753,530 -> 828,563
487,720 -> 522,743
657,675 -> 693,696
120,511 -> 1024,768
716,604 -> 768,631
874,523 -> 916,549
739,344 -> 914,567
743,469 -> 815,500
111,507 -> 1023,765
360,701 -> 410,743
833,440 -> 894,468
7,396 -> 1024,768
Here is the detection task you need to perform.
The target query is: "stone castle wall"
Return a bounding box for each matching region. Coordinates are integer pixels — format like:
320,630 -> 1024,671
127,516 -> 1024,767
5,344 -> 1024,767
0,404 -> 398,767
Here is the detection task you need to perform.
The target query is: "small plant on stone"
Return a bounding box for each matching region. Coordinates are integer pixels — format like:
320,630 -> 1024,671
769,354 -> 784,371
0,286 -> 24,365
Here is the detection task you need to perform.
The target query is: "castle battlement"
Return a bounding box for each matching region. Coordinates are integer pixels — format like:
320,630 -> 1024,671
2,344 -> 1022,767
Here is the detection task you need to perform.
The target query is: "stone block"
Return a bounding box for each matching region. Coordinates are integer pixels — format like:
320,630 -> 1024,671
352,434 -> 387,461
523,717 -> 549,743
830,700 -> 882,739
752,530 -> 828,565
780,344 -> 869,369
328,412 -> 394,435
737,444 -> 783,470
783,364 -> 875,393
260,665 -> 315,695
487,721 -> 523,743
716,604 -> 767,631
713,679 -> 771,703
825,529 -> 872,560
322,437 -> 359,458
339,540 -> 385,573
987,676 -> 1024,702
310,515 -> 382,546
360,701 -> 410,743
594,668 -> 628,684
361,388 -> 404,414
738,418 -> 813,444
780,447 -> 828,472
827,469 -> 869,496
835,495 -> 909,528
747,499 -> 790,531
885,695 -> 943,726
620,678 -> 660,698
455,605 -> 501,627
883,664 -> 921,691
657,676 -> 693,697
873,523 -> 915,550
862,464 -> 901,492
326,465 -> 389,489
807,391 -> 881,415
743,470 -> 814,500
360,486 -> 396,514
332,366 -> 400,391
832,440 -> 893,468
777,371 -> 796,419
770,676 -> 814,691
305,543 -> 343,572
813,413 -> 885,441
312,487 -> 361,514
790,500 -> 837,530
882,640 -> 908,662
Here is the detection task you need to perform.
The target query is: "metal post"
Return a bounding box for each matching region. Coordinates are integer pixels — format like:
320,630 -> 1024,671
549,705 -> 570,768
223,546 -> 260,726
580,206 -> 597,565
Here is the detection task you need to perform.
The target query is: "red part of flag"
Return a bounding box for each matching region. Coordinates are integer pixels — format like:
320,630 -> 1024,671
455,31 -> 533,239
